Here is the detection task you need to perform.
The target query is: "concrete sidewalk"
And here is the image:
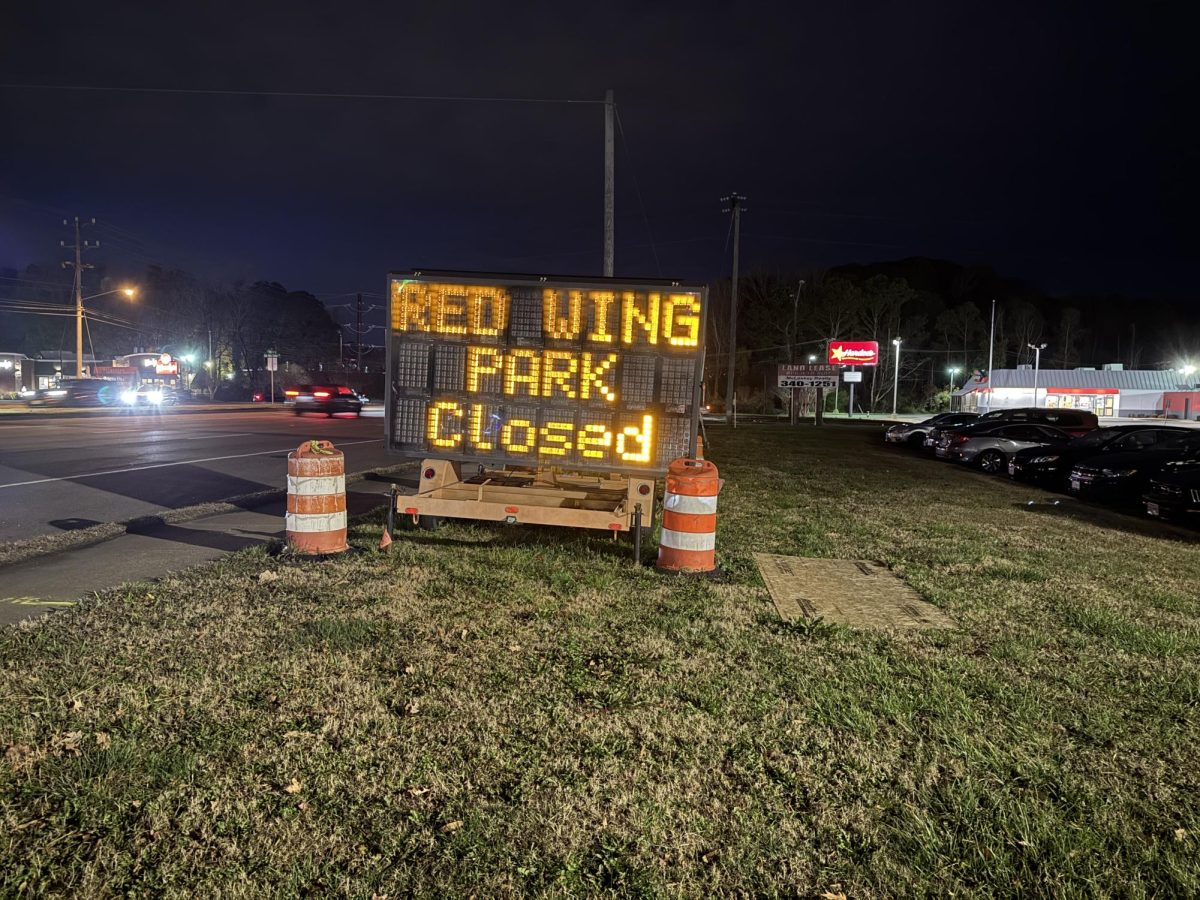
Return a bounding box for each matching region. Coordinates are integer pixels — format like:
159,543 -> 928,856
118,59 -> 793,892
0,476 -> 407,627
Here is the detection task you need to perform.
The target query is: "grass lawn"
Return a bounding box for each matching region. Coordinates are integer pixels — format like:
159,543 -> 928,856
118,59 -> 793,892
2,423 -> 1198,897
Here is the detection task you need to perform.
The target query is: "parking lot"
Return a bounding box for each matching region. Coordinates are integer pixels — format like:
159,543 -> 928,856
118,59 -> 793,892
884,410 -> 1200,527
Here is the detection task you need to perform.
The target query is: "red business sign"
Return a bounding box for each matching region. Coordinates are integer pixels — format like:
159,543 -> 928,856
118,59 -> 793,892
827,340 -> 879,366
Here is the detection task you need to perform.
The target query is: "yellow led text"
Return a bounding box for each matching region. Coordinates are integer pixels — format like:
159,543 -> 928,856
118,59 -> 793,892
392,283 -> 509,337
422,404 -> 655,465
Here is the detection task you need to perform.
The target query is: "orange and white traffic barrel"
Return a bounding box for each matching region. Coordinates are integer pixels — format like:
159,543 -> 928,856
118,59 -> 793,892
286,440 -> 349,555
657,458 -> 722,573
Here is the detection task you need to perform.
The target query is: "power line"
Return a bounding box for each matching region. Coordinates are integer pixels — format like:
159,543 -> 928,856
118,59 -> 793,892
0,83 -> 605,105
614,105 -> 661,277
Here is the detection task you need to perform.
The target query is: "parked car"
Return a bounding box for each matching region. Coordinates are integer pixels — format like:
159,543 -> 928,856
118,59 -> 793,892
936,423 -> 1071,472
1008,425 -> 1196,487
286,384 -> 363,417
1142,463 -> 1200,520
1067,432 -> 1200,502
885,412 -> 978,447
975,406 -> 1099,437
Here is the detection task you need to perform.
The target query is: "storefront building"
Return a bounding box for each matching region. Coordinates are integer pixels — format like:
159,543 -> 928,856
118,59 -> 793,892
954,367 -> 1188,418
1163,391 -> 1200,422
0,353 -> 34,394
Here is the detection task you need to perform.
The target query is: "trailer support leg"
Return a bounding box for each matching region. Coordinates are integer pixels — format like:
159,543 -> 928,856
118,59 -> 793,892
633,504 -> 643,565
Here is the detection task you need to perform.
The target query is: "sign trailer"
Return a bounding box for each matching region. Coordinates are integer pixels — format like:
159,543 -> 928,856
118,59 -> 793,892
384,270 -> 707,549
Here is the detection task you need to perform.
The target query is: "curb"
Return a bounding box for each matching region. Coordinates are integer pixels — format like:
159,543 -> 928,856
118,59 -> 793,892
0,463 -> 414,570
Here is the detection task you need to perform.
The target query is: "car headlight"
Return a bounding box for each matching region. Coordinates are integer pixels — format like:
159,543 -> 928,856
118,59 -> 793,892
122,390 -> 139,405
1100,467 -> 1137,477
1029,455 -> 1060,464
47,389 -> 67,397
147,390 -> 164,404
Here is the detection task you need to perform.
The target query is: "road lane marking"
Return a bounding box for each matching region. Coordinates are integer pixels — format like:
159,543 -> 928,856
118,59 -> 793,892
0,439 -> 383,489
183,432 -> 257,440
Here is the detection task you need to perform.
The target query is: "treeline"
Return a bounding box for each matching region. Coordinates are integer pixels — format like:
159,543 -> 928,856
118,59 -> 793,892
0,262 -> 340,391
705,257 -> 1196,412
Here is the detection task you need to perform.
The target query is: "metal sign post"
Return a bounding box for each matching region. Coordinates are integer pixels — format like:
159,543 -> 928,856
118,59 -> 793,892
265,350 -> 279,404
843,368 -> 863,418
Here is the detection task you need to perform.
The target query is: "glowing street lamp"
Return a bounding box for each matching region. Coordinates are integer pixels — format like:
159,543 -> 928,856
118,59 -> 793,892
947,365 -> 962,391
71,285 -> 138,377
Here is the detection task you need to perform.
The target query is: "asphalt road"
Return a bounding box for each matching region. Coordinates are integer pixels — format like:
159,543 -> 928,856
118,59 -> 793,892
0,408 -> 394,544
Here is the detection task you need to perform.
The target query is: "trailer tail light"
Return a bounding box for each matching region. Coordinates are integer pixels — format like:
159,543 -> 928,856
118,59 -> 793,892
423,467 -> 436,479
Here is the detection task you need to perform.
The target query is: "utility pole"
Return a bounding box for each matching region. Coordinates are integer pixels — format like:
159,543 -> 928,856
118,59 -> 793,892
355,292 -> 364,373
61,216 -> 97,378
603,89 -> 615,277
721,192 -> 746,426
1028,342 -> 1047,407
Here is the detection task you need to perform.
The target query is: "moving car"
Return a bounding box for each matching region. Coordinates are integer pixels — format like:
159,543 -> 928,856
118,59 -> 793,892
1008,425 -> 1195,487
1067,432 -> 1200,502
975,406 -> 1098,437
286,384 -> 363,417
936,422 -> 1070,472
25,379 -> 124,407
123,384 -> 182,406
885,412 -> 978,447
1142,463 -> 1200,520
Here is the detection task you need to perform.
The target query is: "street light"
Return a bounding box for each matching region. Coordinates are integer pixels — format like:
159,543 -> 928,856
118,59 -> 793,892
72,285 -> 138,377
891,337 -> 902,416
807,354 -> 817,363
1028,342 -> 1048,407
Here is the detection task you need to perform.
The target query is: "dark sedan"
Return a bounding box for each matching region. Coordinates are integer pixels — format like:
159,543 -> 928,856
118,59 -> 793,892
1067,433 -> 1200,502
286,384 -> 363,417
1008,425 -> 1195,487
1143,463 -> 1200,520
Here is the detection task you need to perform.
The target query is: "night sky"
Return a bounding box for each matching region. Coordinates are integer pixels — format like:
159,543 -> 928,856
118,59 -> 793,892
1,1 -> 1193,308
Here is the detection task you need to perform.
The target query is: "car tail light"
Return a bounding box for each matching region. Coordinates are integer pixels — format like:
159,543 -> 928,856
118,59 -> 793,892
284,390 -> 299,397
952,434 -> 970,445
337,387 -> 354,395
313,391 -> 331,398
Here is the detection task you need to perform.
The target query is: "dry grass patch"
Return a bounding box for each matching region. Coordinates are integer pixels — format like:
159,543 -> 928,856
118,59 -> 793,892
1,424 -> 1198,897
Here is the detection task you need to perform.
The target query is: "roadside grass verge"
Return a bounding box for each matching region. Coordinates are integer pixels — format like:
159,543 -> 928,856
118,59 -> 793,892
1,424 -> 1197,897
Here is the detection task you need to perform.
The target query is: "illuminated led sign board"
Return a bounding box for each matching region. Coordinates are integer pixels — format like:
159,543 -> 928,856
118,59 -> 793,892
827,340 -> 879,366
385,271 -> 707,475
